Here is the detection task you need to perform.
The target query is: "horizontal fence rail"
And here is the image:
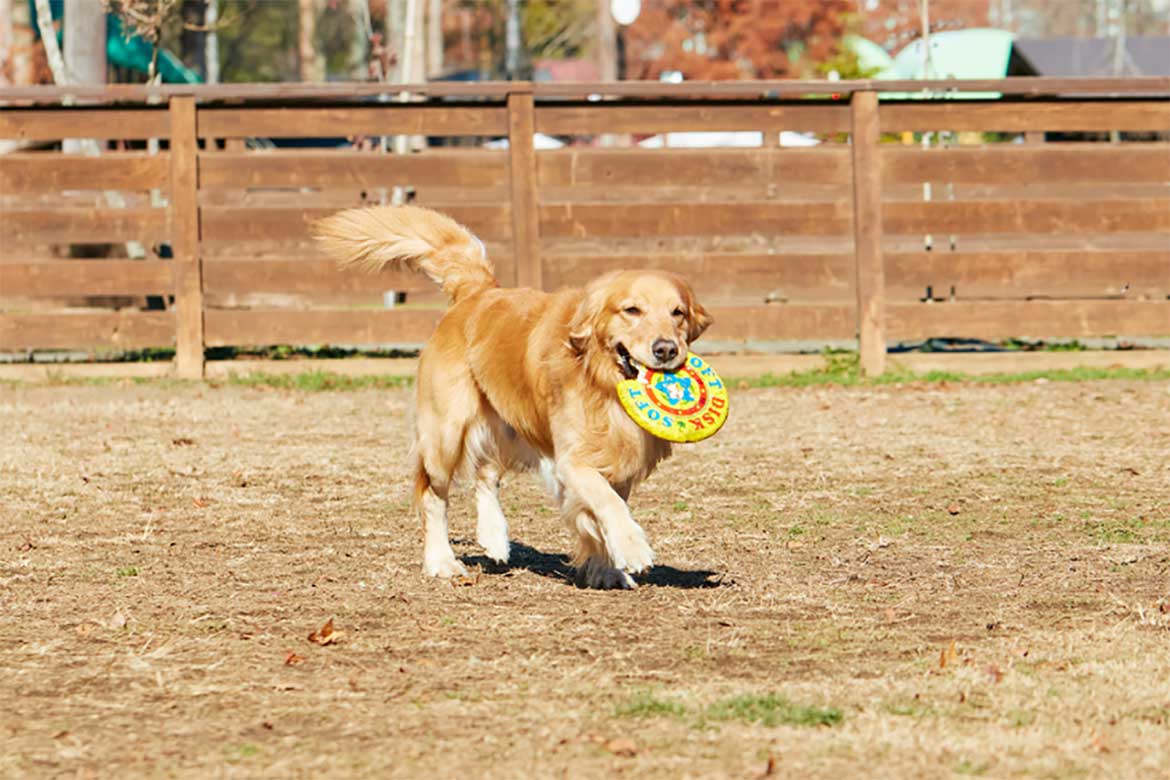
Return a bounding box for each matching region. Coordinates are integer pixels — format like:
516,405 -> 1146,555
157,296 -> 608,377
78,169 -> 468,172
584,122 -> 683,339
1,79 -> 1168,377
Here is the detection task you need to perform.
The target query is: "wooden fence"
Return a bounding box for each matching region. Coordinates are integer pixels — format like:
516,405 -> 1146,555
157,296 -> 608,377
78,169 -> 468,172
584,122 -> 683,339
1,78 -> 1168,377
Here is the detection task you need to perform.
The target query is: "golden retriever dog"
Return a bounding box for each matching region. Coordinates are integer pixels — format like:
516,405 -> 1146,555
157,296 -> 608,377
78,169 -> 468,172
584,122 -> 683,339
315,205 -> 711,589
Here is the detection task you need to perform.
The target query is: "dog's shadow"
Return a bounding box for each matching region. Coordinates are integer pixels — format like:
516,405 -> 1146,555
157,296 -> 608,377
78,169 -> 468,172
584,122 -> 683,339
460,540 -> 730,590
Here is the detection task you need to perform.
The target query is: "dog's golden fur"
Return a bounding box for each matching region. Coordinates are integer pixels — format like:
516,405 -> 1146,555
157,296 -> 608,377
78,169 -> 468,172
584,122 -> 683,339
315,205 -> 712,589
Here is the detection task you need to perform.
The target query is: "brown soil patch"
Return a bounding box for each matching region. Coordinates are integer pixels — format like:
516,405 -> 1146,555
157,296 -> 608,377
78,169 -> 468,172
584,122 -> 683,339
2,380 -> 1168,778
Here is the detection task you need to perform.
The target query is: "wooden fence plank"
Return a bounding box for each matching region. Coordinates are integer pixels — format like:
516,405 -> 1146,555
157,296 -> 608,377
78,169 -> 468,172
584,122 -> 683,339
0,153 -> 170,193
0,261 -> 174,297
537,147 -> 851,189
508,90 -> 541,289
535,103 -> 850,135
880,101 -> 1170,133
0,208 -> 168,243
0,109 -> 171,141
885,250 -> 1170,299
0,311 -> 174,350
202,259 -> 432,296
203,308 -> 444,347
197,105 -> 508,139
704,304 -> 857,341
541,253 -> 854,302
884,198 -> 1170,234
886,300 -> 1170,340
169,95 -> 205,379
539,202 -> 852,238
851,90 -> 885,375
198,150 -> 507,190
882,144 -> 1170,185
199,205 -> 513,243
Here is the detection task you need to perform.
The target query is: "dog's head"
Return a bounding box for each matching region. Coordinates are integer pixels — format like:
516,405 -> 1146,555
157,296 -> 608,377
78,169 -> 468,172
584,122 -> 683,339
569,271 -> 712,381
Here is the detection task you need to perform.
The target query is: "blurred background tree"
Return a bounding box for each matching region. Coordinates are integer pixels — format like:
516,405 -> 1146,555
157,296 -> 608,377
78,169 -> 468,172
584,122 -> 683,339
623,0 -> 854,81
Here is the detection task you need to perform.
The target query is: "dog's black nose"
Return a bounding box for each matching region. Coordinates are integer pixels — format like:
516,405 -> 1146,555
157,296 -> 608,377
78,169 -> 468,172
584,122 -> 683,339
652,338 -> 679,363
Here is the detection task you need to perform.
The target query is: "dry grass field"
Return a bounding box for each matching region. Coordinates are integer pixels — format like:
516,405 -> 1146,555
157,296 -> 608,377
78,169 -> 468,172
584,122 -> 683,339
2,374 -> 1168,779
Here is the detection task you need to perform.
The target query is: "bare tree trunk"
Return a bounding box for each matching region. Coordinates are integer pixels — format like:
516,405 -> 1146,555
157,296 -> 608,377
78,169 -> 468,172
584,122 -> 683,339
34,0 -> 68,84
0,0 -> 13,86
505,0 -> 521,79
349,0 -> 371,80
205,0 -> 219,83
181,0 -> 207,80
426,0 -> 442,78
298,0 -> 323,81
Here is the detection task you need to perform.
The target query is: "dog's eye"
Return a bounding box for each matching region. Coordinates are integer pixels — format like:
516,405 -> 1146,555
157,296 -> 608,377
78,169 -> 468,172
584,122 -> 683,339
672,307 -> 686,319
623,306 -> 642,316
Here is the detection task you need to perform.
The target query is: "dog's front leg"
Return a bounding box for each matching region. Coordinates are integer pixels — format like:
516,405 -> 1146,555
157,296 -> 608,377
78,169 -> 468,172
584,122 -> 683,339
556,461 -> 654,575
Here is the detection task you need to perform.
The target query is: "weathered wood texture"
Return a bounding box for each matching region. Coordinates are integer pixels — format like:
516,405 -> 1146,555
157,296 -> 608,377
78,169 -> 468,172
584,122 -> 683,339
881,144 -> 1170,184
0,261 -> 173,296
203,309 -> 444,347
0,311 -> 174,350
0,153 -> 170,193
0,109 -> 171,141
0,209 -> 168,244
197,106 -> 508,139
535,103 -> 850,135
168,95 -> 205,378
851,90 -> 886,375
198,150 -> 507,190
508,90 -> 542,289
886,301 -> 1170,340
879,101 -> 1170,132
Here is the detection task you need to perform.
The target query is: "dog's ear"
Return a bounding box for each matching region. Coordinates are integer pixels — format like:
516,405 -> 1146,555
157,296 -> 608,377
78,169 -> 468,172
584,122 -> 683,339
688,300 -> 713,342
569,273 -> 621,353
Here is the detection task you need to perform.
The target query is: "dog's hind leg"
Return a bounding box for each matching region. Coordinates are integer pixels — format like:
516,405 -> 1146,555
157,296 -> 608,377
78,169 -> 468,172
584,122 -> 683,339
474,460 -> 509,564
415,356 -> 479,579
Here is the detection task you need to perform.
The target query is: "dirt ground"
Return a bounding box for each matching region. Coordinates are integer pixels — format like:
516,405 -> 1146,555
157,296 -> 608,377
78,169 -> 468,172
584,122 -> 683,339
2,378 -> 1168,779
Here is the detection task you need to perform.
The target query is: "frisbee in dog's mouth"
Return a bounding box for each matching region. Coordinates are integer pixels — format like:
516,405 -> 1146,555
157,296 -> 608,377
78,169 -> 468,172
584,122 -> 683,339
616,352 -> 729,443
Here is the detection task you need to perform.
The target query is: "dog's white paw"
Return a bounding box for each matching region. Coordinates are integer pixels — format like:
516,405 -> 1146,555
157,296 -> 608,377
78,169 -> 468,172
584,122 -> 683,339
607,523 -> 654,575
578,558 -> 637,590
478,532 -> 510,565
423,555 -> 469,579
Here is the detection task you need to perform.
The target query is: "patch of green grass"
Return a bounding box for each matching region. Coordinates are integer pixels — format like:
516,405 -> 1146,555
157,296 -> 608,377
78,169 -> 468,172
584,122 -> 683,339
116,566 -> 139,577
672,500 -> 689,512
613,691 -> 688,720
730,352 -> 1170,390
225,371 -> 413,392
706,693 -> 843,728
953,758 -> 992,776
1006,708 -> 1037,728
225,743 -> 259,759
884,700 -> 935,718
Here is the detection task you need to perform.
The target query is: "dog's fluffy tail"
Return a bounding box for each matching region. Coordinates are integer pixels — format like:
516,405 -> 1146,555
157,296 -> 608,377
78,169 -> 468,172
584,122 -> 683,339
313,205 -> 497,304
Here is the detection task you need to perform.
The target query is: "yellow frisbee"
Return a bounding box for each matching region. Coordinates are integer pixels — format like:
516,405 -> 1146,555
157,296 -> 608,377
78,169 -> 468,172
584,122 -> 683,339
617,353 -> 729,443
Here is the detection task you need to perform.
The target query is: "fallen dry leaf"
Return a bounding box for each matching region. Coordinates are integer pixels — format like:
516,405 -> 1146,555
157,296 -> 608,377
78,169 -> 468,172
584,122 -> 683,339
453,573 -> 481,587
284,651 -> 305,666
308,618 -> 344,646
192,497 -> 209,508
108,610 -> 129,630
171,437 -> 195,447
605,737 -> 637,757
986,664 -> 1004,684
947,502 -> 961,515
939,640 -> 958,669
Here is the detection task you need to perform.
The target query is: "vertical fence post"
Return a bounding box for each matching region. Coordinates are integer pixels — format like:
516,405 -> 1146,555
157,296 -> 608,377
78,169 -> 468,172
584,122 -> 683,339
850,89 -> 886,376
168,95 -> 205,379
507,86 -> 541,290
